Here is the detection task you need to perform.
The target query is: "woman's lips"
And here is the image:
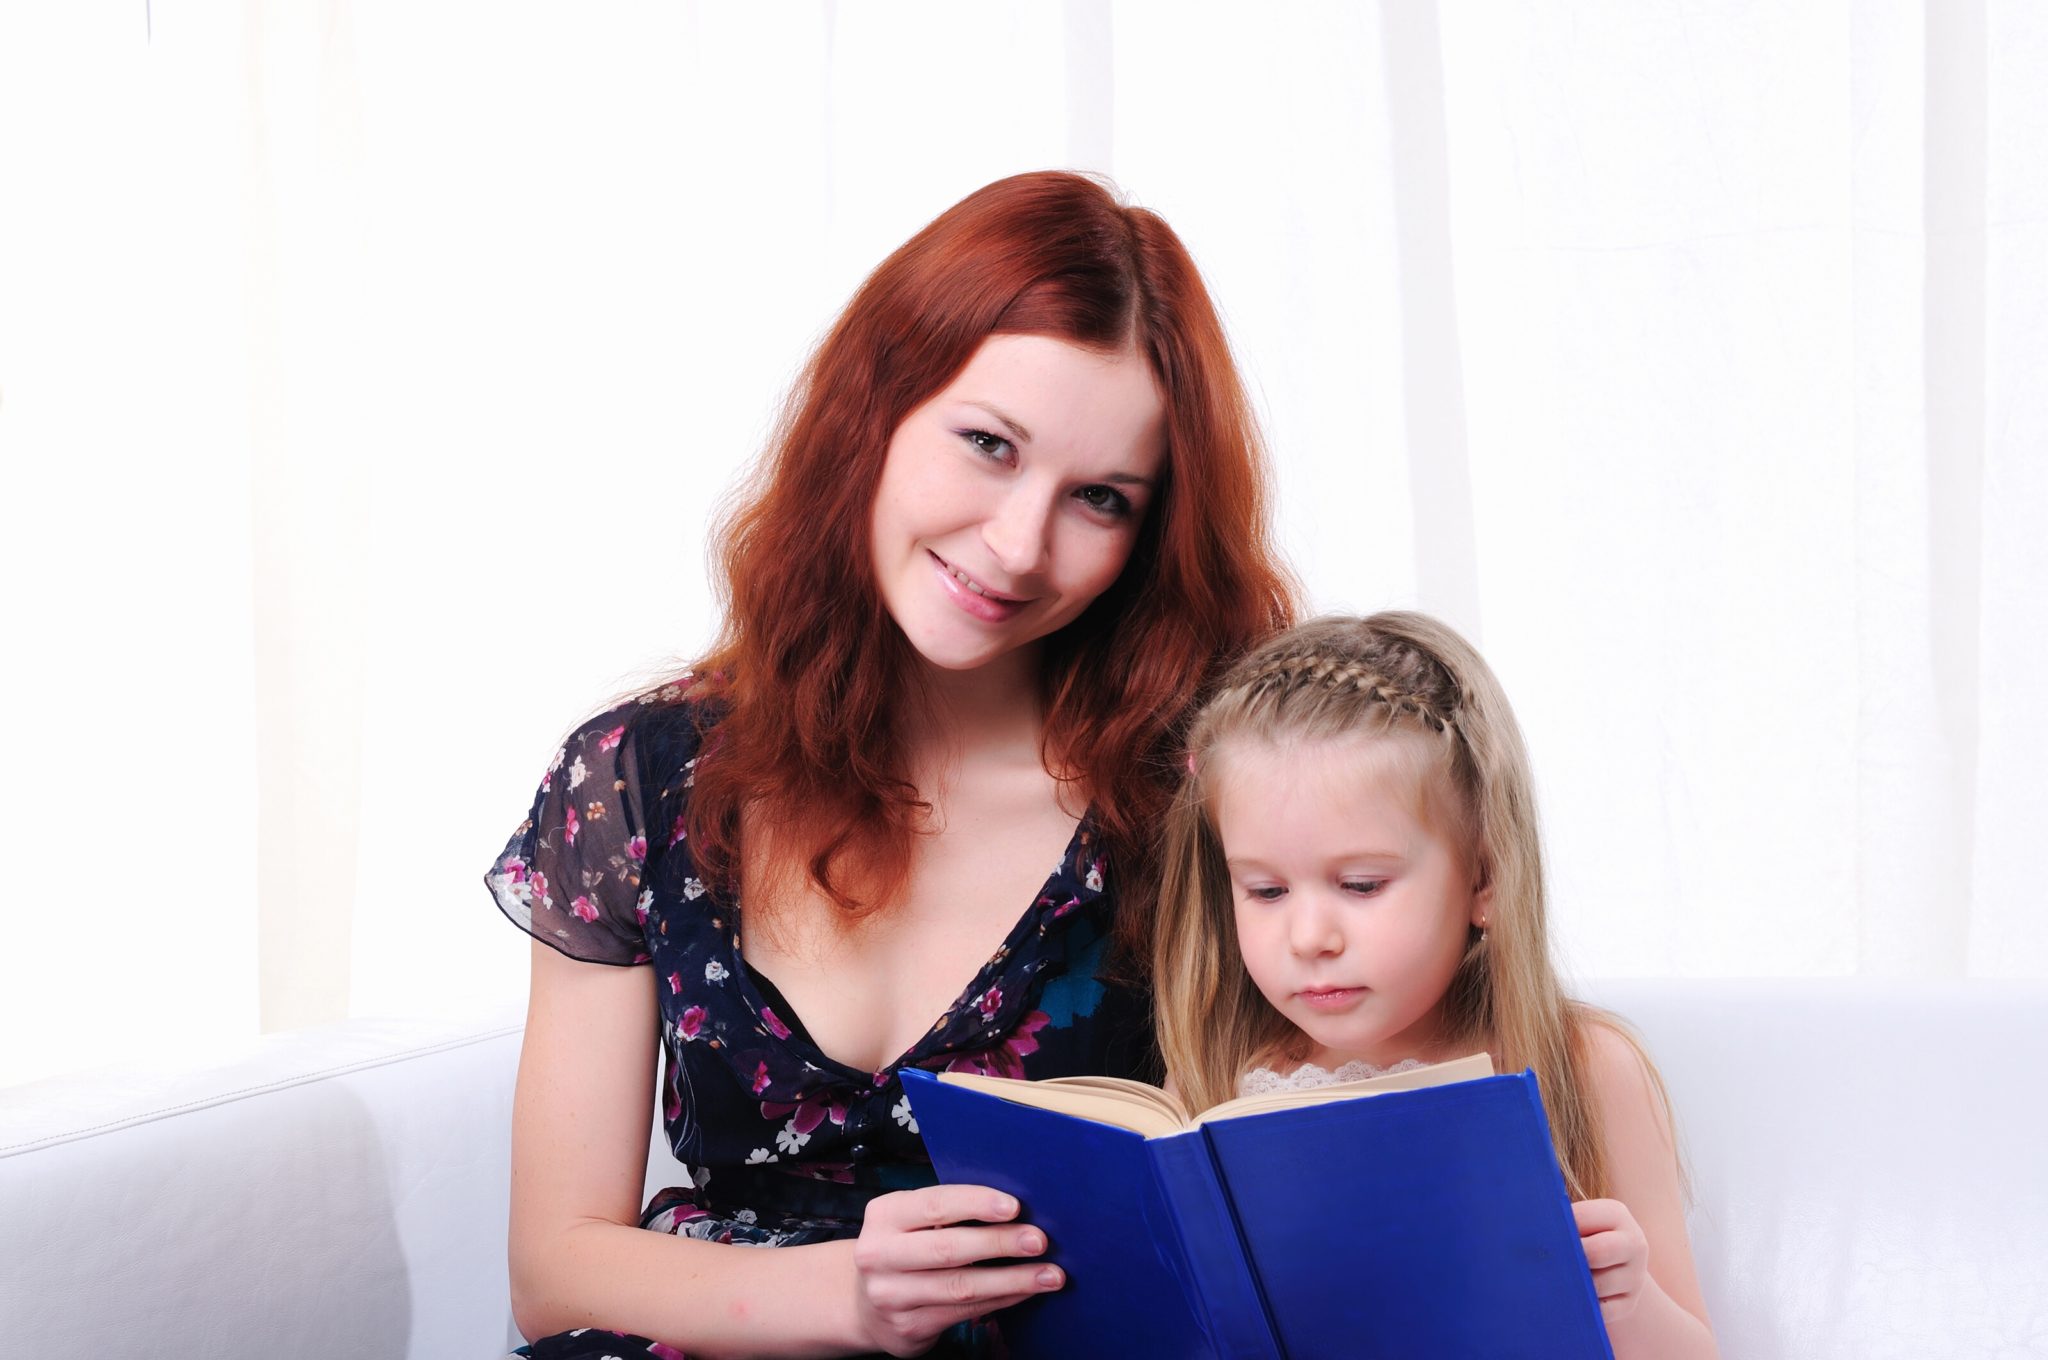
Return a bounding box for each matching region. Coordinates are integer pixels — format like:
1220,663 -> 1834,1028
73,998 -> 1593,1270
1296,987 -> 1367,1011
929,551 -> 1028,623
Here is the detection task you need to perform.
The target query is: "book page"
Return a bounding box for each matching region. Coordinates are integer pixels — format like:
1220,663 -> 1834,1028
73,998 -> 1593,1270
934,1071 -> 1192,1137
1192,1052 -> 1496,1126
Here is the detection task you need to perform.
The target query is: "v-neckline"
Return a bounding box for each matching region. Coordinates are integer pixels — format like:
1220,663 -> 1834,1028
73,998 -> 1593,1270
727,810 -> 1100,1084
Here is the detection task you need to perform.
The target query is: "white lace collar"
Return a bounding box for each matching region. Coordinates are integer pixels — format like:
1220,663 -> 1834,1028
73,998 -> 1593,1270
1237,1056 -> 1426,1096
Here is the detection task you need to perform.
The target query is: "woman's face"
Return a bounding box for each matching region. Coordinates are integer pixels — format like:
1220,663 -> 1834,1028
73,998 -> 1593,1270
869,332 -> 1167,677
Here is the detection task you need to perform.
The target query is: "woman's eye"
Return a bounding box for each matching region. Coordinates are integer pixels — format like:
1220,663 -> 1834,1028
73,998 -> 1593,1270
962,429 -> 1013,461
1075,484 -> 1133,518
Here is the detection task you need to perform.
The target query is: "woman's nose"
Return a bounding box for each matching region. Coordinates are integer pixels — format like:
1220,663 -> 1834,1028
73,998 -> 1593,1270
981,487 -> 1053,578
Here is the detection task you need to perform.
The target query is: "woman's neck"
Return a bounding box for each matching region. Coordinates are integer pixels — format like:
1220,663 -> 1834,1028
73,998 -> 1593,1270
900,645 -> 1056,792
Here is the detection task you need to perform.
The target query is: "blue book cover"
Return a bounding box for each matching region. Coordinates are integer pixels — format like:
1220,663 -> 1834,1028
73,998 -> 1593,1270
902,1065 -> 1613,1360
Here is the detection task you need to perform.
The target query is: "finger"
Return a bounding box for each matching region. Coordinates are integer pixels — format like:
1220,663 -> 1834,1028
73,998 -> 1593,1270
1578,1228 -> 1627,1271
870,1184 -> 1021,1232
1571,1198 -> 1624,1234
887,1260 -> 1065,1314
866,1223 -> 1050,1275
898,1286 -> 1054,1339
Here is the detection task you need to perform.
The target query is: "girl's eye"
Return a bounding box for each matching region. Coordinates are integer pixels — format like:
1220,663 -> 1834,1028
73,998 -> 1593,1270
962,429 -> 1013,462
1074,484 -> 1133,519
1341,879 -> 1387,897
1246,885 -> 1287,902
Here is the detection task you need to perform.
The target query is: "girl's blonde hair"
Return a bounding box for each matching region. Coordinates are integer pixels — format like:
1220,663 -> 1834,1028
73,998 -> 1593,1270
1154,611 -> 1662,1200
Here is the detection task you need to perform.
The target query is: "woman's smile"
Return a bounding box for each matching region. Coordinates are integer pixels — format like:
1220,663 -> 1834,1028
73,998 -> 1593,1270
928,551 -> 1031,622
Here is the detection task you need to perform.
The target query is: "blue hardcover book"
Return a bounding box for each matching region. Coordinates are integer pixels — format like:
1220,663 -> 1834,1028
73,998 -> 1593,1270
901,1060 -> 1613,1360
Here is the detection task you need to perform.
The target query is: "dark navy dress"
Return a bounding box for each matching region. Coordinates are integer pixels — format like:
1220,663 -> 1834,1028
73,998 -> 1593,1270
487,691 -> 1155,1357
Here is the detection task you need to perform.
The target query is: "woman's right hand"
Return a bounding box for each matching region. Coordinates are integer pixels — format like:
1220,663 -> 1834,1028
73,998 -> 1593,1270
850,1185 -> 1063,1356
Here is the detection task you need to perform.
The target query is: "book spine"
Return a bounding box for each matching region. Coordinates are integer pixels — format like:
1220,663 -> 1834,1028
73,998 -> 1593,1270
1148,1131 -> 1286,1359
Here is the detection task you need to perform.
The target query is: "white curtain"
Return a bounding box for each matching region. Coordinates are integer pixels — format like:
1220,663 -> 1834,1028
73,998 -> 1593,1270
3,1 -> 2041,1088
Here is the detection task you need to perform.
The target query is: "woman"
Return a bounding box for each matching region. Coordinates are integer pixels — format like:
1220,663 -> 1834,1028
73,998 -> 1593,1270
487,171 -> 1296,1358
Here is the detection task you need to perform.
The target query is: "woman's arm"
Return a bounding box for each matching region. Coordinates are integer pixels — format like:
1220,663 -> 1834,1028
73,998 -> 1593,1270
1574,1021 -> 1719,1360
510,941 -> 1057,1358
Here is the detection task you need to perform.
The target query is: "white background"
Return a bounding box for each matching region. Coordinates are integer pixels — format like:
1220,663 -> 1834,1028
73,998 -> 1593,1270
2,1 -> 2042,1087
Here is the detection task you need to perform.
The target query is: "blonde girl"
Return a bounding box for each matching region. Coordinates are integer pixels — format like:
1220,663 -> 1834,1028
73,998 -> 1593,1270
1154,612 -> 1718,1359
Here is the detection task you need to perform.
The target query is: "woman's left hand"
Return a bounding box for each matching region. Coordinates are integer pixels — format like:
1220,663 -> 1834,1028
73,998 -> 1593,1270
1573,1197 -> 1651,1326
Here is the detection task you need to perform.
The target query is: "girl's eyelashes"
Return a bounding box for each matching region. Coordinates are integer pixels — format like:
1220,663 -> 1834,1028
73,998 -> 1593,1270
1244,883 -> 1288,902
1341,878 -> 1388,897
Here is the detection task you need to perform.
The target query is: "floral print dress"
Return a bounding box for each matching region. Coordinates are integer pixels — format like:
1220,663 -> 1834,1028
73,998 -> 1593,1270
487,693 -> 1155,1358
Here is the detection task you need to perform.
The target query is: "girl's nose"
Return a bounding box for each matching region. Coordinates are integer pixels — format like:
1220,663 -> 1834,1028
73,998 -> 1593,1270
981,487 -> 1053,578
1288,898 -> 1344,957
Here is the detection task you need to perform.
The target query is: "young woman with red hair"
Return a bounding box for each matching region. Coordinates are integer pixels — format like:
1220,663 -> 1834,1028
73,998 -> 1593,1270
487,171 -> 1295,1358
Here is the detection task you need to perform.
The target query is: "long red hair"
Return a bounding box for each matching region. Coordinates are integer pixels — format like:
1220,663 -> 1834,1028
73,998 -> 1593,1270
682,171 -> 1296,967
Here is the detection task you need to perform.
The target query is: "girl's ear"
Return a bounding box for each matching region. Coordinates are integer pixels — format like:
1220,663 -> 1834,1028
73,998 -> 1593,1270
1469,868 -> 1494,928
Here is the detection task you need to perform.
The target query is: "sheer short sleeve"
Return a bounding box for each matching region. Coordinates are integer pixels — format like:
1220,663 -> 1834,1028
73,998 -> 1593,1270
485,703 -> 656,966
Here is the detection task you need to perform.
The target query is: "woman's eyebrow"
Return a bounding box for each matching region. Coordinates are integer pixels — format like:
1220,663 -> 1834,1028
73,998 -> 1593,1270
964,401 -> 1032,443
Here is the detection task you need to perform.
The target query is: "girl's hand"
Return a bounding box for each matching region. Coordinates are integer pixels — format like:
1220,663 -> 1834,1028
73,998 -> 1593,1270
1573,1197 -> 1651,1326
851,1185 -> 1062,1356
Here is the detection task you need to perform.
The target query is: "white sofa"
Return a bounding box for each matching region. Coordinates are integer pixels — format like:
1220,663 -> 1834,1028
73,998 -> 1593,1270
3,980 -> 2043,1358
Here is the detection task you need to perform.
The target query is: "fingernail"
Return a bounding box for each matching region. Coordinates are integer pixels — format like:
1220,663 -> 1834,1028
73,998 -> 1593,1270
1018,1230 -> 1045,1254
994,1194 -> 1019,1217
1036,1266 -> 1062,1288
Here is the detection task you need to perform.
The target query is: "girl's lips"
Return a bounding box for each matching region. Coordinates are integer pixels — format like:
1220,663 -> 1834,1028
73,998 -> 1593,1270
928,551 -> 1028,623
1296,987 -> 1367,1011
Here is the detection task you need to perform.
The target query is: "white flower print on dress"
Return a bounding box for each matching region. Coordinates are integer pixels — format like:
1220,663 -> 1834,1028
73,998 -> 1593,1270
682,876 -> 706,900
745,1147 -> 778,1165
1084,861 -> 1103,892
705,959 -> 728,984
892,1095 -> 918,1134
775,1121 -> 810,1156
568,755 -> 589,790
735,1208 -> 758,1225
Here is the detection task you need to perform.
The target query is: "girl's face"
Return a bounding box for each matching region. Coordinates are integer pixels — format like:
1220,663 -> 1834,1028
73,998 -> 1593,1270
869,333 -> 1166,680
1214,732 -> 1488,1070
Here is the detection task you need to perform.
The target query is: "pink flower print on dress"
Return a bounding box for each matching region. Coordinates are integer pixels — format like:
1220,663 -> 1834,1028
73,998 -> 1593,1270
761,1091 -> 850,1137
678,1005 -> 706,1040
571,896 -> 599,924
598,724 -> 626,753
945,1010 -> 1050,1080
563,804 -> 580,845
529,869 -> 550,910
751,1060 -> 771,1096
976,986 -> 1003,1021
669,971 -> 684,995
761,1006 -> 793,1041
626,833 -> 648,862
649,1345 -> 687,1360
636,888 -> 652,924
668,813 -> 687,848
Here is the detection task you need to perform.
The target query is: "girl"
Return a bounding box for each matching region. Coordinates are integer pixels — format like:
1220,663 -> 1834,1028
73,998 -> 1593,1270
487,172 -> 1296,1359
1154,613 -> 1718,1359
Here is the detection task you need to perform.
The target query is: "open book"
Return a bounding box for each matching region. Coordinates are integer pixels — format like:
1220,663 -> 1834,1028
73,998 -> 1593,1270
933,1051 -> 1498,1137
901,1055 -> 1613,1360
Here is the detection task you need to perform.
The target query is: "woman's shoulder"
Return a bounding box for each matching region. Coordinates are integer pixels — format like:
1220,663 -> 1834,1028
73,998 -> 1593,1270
551,679 -> 719,784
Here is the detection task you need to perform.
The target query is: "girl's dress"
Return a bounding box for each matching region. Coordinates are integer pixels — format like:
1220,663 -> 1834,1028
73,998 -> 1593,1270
486,693 -> 1155,1358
